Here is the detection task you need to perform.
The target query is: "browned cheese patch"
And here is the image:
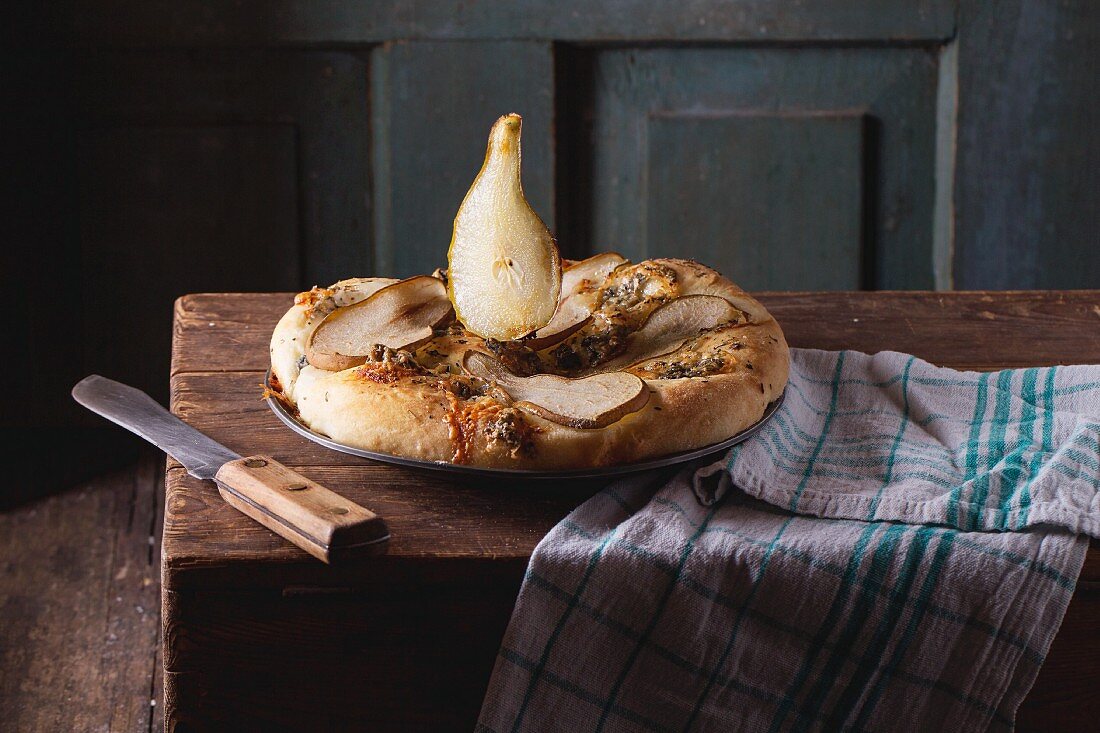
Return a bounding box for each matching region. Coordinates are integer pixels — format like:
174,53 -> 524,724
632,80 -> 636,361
546,261 -> 682,374
438,390 -> 536,463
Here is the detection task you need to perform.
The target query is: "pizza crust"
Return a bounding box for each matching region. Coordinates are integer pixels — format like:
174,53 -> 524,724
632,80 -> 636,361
270,258 -> 789,469
270,277 -> 397,400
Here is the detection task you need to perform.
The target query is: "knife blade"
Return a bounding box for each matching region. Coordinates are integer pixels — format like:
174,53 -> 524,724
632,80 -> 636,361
73,375 -> 389,563
73,375 -> 239,480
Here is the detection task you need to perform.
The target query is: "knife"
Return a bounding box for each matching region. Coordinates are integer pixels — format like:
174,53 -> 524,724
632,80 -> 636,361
72,375 -> 389,563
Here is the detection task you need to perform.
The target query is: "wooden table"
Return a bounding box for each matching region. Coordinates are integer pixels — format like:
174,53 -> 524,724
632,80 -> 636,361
164,291 -> 1100,731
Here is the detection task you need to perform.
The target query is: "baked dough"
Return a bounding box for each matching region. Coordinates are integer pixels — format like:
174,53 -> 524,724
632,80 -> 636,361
269,257 -> 789,470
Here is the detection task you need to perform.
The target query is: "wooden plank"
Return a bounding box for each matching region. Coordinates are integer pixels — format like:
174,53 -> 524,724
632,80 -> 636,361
69,0 -> 957,45
954,0 -> 1100,289
158,580 -> 1100,731
162,290 -> 1099,729
170,293 -> 286,376
162,461 -> 597,587
79,125 -> 301,404
371,41 -> 554,278
756,290 -> 1100,370
157,572 -> 1099,732
579,47 -> 939,288
171,291 -> 1100,375
1017,585 -> 1100,730
162,579 -> 517,731
162,456 -> 1100,586
0,454 -> 163,732
646,113 -> 866,290
164,290 -> 1100,587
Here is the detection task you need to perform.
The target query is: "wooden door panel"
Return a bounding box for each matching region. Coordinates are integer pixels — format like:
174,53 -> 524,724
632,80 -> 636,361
73,51 -> 370,402
575,47 -> 939,290
370,41 -> 554,278
76,50 -> 371,287
647,113 -> 865,290
954,0 -> 1100,290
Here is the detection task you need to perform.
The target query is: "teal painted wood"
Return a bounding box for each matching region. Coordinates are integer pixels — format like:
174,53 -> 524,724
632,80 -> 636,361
370,41 -> 555,278
647,113 -> 865,290
75,50 -> 371,287
71,0 -> 957,45
577,47 -> 940,290
954,0 -> 1100,289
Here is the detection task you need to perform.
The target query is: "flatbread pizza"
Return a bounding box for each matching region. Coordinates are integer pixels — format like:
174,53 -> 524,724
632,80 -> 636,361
267,114 -> 789,470
269,256 -> 788,470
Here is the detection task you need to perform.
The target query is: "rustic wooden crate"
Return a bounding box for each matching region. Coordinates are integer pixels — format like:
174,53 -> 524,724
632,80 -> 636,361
164,291 -> 1100,731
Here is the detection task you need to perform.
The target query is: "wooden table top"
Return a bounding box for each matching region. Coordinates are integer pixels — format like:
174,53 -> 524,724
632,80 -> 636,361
164,291 -> 1100,589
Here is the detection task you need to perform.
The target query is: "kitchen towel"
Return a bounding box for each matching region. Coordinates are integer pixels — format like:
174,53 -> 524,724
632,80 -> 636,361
477,349 -> 1099,732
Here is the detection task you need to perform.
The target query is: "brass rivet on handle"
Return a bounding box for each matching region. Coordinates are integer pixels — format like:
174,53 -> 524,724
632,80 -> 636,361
330,507 -> 349,515
284,483 -> 308,492
244,458 -> 268,468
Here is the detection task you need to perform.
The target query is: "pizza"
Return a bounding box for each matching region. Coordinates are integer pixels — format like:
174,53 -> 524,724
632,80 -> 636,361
268,255 -> 789,470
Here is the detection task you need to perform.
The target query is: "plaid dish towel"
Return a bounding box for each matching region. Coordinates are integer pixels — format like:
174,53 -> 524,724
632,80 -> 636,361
477,349 -> 1100,732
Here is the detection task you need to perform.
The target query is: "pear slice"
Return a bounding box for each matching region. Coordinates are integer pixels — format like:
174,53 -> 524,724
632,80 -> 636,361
522,295 -> 592,350
561,252 -> 628,297
523,253 -> 629,350
447,114 -> 562,341
595,295 -> 740,373
463,351 -> 649,429
306,276 -> 452,372
301,277 -> 400,323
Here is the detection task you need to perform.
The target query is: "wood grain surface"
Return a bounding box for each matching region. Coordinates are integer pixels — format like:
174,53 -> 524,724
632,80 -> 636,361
0,455 -> 164,733
166,291 -> 1100,575
213,456 -> 390,563
163,291 -> 1100,730
954,0 -> 1100,290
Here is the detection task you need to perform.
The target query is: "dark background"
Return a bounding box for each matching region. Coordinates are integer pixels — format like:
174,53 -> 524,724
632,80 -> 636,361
3,1 -> 1098,494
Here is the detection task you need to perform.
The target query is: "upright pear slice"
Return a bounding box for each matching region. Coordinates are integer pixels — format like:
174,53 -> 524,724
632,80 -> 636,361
595,295 -> 740,373
523,252 -> 629,350
306,276 -> 452,372
448,114 -> 561,340
463,351 -> 648,429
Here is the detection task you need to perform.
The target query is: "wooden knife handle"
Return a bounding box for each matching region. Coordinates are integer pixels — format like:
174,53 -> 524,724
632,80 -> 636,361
213,455 -> 389,563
